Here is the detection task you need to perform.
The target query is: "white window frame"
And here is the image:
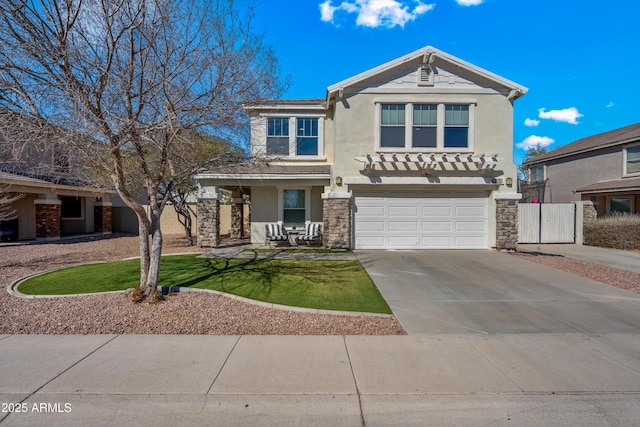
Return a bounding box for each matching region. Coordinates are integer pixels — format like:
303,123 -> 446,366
375,100 -> 475,153
260,114 -> 325,160
277,187 -> 311,229
623,143 -> 640,177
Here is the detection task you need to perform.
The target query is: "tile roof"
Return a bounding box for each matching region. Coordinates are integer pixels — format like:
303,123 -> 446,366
199,163 -> 331,176
527,122 -> 640,165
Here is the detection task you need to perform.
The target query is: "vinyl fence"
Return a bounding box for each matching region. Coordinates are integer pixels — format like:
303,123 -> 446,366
518,203 -> 576,244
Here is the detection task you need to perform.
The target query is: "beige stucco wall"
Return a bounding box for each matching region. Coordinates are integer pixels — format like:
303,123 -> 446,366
542,147 -> 622,203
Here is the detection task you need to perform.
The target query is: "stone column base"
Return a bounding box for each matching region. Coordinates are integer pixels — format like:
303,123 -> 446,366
322,193 -> 352,249
495,195 -> 520,251
197,195 -> 220,248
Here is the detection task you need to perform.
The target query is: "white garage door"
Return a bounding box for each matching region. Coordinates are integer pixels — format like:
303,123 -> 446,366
353,192 -> 488,249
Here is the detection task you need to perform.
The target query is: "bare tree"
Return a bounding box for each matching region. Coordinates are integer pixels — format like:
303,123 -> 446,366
0,0 -> 285,299
0,187 -> 21,221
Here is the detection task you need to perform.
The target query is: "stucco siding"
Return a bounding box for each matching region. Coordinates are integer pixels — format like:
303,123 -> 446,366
544,147 -> 622,202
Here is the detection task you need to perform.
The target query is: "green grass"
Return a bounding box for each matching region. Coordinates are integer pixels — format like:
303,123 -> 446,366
18,255 -> 391,313
242,248 -> 353,253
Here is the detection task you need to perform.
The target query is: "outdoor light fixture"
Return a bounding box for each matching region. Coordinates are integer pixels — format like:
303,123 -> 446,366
335,176 -> 343,186
506,177 -> 513,187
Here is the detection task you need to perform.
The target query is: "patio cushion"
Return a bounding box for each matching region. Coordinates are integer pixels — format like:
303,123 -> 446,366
266,223 -> 288,241
298,223 -> 321,241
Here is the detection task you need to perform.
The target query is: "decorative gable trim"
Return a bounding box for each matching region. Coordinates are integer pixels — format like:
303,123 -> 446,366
327,45 -> 527,101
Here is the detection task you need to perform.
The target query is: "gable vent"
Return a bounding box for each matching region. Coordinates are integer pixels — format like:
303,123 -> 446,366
419,66 -> 434,86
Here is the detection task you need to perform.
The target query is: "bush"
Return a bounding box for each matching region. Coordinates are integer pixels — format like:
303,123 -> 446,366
584,213 -> 640,249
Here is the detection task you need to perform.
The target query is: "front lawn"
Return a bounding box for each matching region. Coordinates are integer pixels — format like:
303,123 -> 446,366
18,255 -> 391,313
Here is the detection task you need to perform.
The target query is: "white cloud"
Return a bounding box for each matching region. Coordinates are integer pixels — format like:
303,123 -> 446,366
516,135 -> 555,150
538,107 -> 583,125
606,101 -> 615,108
524,118 -> 540,127
319,1 -> 338,22
319,0 -> 435,28
455,0 -> 484,5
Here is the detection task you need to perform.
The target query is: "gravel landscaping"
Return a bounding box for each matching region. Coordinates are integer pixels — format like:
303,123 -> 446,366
0,234 -> 406,335
3,234 -> 638,335
510,251 -> 640,294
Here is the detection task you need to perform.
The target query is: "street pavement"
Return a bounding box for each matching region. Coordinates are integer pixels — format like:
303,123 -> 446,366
1,334 -> 640,426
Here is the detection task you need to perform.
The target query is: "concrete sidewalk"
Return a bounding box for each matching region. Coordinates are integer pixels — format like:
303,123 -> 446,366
1,334 -> 639,426
519,244 -> 640,273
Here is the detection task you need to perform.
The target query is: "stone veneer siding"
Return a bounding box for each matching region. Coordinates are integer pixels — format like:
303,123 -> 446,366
230,202 -> 243,239
35,203 -> 61,239
322,198 -> 351,249
583,201 -> 598,222
495,199 -> 518,250
197,198 -> 220,248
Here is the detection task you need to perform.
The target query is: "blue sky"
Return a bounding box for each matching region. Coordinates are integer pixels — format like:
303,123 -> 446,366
254,0 -> 639,165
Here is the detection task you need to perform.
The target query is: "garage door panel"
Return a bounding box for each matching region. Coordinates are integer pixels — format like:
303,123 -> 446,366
388,221 -> 418,232
357,206 -> 385,216
455,236 -> 486,247
356,221 -> 385,232
420,236 -> 453,248
455,221 -> 486,232
389,206 -> 418,216
388,236 -> 419,247
422,206 -> 453,216
422,221 -> 452,232
354,192 -> 488,249
455,206 -> 486,216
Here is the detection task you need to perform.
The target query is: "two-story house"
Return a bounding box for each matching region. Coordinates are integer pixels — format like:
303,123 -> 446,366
523,122 -> 640,216
195,45 -> 527,250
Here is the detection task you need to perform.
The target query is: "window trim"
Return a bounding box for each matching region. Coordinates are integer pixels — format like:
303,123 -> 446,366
375,101 -> 475,153
260,114 -> 325,160
623,143 -> 640,177
277,187 -> 311,229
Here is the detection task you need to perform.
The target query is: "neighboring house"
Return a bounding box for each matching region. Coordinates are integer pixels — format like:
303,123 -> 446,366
195,45 -> 527,250
523,123 -> 640,216
0,112 -> 113,241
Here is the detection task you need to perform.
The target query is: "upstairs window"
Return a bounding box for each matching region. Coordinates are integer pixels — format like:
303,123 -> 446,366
296,118 -> 318,156
444,105 -> 469,148
625,144 -> 640,176
529,165 -> 544,183
267,118 -> 289,156
380,104 -> 406,148
412,104 -> 437,148
377,102 -> 474,151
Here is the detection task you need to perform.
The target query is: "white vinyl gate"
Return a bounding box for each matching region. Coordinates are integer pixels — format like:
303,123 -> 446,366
518,203 -> 576,244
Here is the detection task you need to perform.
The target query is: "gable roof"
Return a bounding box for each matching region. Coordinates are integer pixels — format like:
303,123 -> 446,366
526,122 -> 640,165
326,45 -> 528,101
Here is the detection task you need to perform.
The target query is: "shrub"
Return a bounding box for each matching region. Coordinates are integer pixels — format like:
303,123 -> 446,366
584,213 -> 640,249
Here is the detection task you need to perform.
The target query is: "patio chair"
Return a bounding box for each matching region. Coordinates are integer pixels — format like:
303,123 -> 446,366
265,223 -> 289,246
296,222 -> 322,245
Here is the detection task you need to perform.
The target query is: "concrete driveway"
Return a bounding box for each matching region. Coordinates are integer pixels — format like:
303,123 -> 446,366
356,250 -> 640,335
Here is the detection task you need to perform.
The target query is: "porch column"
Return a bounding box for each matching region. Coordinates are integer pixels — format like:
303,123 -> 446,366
321,192 -> 352,249
34,198 -> 61,240
197,193 -> 221,248
230,190 -> 244,239
95,201 -> 113,234
495,193 -> 521,251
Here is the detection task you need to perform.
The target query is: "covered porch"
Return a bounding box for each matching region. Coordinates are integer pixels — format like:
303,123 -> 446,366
195,164 -> 333,248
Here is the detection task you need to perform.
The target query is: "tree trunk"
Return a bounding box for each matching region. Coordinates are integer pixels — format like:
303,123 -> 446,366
144,207 -> 163,298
